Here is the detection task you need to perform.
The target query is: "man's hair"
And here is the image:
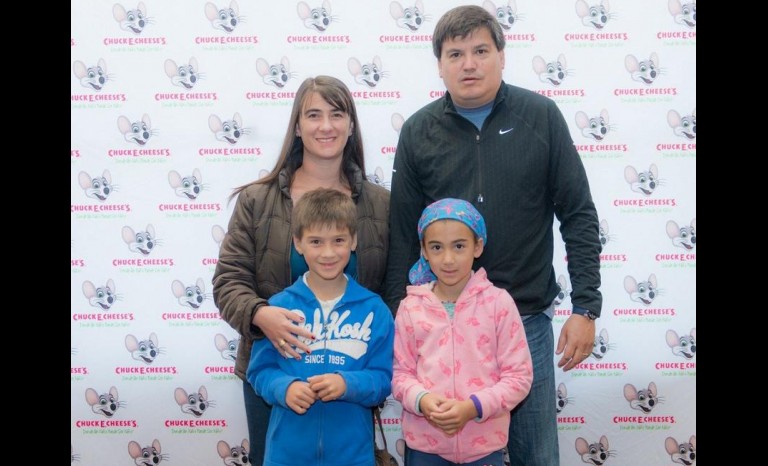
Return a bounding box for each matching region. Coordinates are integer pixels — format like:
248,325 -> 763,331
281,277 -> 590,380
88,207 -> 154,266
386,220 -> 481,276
292,188 -> 357,239
432,5 -> 505,59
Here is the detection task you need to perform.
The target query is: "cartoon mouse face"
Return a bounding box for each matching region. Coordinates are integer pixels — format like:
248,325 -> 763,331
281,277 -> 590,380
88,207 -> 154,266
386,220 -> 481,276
128,439 -> 166,466
85,386 -> 122,417
556,382 -> 572,414
122,224 -> 157,255
575,435 -> 613,465
391,113 -> 404,134
217,439 -> 250,466
623,382 -> 660,413
212,224 -> 226,246
625,53 -> 660,85
113,3 -> 147,34
209,113 -> 244,144
126,332 -> 160,364
483,0 -> 519,30
665,435 -> 696,465
172,278 -> 208,308
78,170 -> 113,201
168,169 -> 203,200
215,333 -> 238,361
554,274 -> 570,306
256,57 -> 292,88
83,279 -> 117,310
624,164 -> 659,196
666,328 -> 696,359
175,385 -> 211,417
366,166 -> 391,190
576,0 -> 611,29
624,274 -> 658,305
592,328 -> 611,359
118,114 -> 153,146
71,444 -> 80,463
667,109 -> 696,140
348,56 -> 384,88
575,109 -> 610,141
598,219 -> 613,246
297,0 -> 333,31
164,58 -> 200,89
669,0 -> 695,28
390,0 -> 426,31
666,219 -> 696,250
205,0 -> 241,32
532,54 -> 568,86
73,59 -> 108,91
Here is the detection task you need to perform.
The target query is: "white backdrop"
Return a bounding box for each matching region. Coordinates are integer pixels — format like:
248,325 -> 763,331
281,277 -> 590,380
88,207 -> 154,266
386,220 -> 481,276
71,1 -> 696,465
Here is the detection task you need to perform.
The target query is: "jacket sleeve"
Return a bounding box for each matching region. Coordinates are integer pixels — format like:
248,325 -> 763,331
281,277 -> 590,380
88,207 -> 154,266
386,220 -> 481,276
473,290 -> 533,420
212,188 -> 267,340
391,298 -> 426,415
384,125 -> 424,313
337,300 -> 394,407
247,337 -> 300,408
547,101 -> 603,316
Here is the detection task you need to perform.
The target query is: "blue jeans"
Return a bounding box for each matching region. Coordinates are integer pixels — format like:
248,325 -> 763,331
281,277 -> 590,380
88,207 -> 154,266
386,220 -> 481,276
405,444 -> 505,466
506,312 -> 559,466
243,380 -> 271,466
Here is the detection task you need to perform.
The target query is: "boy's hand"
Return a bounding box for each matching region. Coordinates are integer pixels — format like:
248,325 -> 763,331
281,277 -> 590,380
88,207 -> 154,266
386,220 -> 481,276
285,381 -> 316,414
307,374 -> 346,402
426,399 -> 477,436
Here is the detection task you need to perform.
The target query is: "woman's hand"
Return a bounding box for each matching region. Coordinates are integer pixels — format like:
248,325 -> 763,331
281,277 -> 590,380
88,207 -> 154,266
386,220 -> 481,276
252,305 -> 315,359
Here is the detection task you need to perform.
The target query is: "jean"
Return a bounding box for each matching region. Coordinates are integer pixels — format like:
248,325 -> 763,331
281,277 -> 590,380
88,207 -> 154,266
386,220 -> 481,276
506,311 -> 559,466
243,380 -> 272,466
405,444 -> 505,466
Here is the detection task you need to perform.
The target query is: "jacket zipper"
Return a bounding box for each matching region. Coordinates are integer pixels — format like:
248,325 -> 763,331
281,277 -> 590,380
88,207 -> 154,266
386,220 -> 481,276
475,132 -> 483,204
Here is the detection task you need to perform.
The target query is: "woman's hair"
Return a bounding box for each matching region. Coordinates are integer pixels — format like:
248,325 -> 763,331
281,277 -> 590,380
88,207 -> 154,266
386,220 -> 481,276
231,75 -> 365,199
431,5 -> 505,59
291,188 -> 358,239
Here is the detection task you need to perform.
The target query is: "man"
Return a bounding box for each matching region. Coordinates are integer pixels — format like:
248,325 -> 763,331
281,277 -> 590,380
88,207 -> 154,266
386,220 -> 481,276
384,5 -> 602,466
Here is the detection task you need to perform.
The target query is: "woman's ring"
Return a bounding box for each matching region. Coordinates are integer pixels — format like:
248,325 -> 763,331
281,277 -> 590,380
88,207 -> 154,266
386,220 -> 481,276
278,339 -> 286,348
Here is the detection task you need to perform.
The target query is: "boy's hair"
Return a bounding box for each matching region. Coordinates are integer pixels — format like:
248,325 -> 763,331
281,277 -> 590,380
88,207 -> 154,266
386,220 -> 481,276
432,5 -> 505,59
291,188 -> 357,239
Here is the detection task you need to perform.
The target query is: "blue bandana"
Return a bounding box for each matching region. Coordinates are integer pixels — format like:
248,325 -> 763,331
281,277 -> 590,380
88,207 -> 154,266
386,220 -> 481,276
408,198 -> 487,285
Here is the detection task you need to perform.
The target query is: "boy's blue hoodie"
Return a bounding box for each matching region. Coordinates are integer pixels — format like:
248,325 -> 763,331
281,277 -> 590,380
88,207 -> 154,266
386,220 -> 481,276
246,274 -> 394,466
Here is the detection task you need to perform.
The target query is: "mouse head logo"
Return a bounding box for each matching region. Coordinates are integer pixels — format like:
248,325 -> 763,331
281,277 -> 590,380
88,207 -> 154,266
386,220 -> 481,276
667,109 -> 695,140
256,56 -> 295,89
348,56 -> 387,88
78,170 -> 115,202
118,114 -> 155,146
215,333 -> 239,361
205,1 -> 243,32
666,219 -> 695,250
624,164 -> 661,196
532,54 -> 570,86
625,53 -> 661,85
209,113 -> 250,144
217,439 -> 250,466
556,382 -> 574,414
297,1 -> 335,32
575,109 -> 613,141
125,332 -> 163,364
128,439 -> 168,466
83,279 -> 119,310
113,3 -> 150,34
483,0 -> 522,30
575,435 -> 616,465
591,328 -> 615,360
175,385 -> 214,417
122,224 -> 158,256
666,328 -> 696,359
665,435 -> 696,465
168,168 -> 205,200
624,274 -> 660,305
390,1 -> 430,31
85,386 -> 125,417
73,59 -> 111,92
172,278 -> 209,309
575,0 -> 614,30
668,0 -> 695,28
165,58 -> 203,89
598,219 -> 616,247
624,381 -> 663,413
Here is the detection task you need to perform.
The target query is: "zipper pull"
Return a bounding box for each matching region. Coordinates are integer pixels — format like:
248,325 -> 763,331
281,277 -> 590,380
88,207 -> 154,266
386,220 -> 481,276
477,194 -> 484,204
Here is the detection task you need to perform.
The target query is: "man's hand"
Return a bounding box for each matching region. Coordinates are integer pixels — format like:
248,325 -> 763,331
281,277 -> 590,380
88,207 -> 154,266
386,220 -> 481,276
555,314 -> 595,371
253,305 -> 315,360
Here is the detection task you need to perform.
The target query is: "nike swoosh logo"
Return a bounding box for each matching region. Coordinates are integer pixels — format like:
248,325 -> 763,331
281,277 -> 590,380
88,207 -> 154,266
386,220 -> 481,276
499,127 -> 514,135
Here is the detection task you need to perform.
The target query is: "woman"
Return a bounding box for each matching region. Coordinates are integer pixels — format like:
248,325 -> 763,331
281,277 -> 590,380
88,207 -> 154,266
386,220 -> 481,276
212,75 -> 390,465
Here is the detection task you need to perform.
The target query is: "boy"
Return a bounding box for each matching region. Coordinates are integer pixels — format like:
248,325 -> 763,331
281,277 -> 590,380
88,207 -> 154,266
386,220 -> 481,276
247,188 -> 395,466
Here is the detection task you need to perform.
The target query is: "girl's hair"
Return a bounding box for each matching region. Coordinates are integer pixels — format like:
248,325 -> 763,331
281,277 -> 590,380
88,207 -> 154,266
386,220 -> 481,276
231,75 -> 365,199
